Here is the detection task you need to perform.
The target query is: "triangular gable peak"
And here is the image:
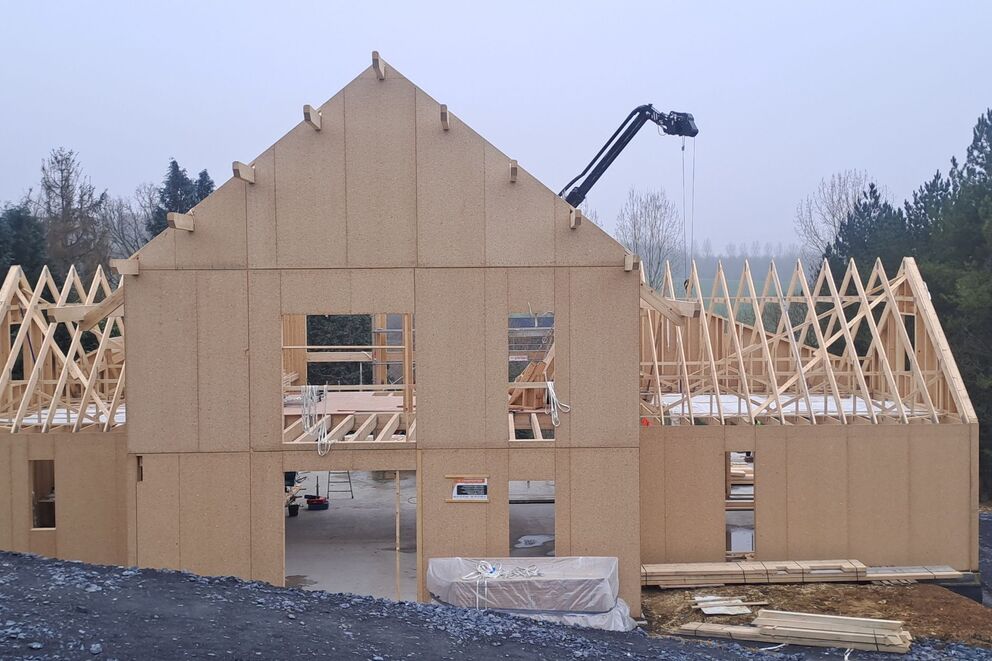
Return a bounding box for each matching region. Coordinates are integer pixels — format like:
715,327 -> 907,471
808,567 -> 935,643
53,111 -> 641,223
132,52 -> 627,271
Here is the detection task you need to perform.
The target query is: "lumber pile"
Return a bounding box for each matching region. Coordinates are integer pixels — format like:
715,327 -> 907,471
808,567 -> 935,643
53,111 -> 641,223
642,560 -> 868,587
680,609 -> 912,654
690,595 -> 768,615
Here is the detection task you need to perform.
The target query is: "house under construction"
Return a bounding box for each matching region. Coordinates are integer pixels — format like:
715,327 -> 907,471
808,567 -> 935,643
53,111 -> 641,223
0,53 -> 978,617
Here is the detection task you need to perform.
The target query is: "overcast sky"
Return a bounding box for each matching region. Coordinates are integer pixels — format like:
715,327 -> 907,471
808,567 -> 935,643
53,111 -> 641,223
1,1 -> 988,251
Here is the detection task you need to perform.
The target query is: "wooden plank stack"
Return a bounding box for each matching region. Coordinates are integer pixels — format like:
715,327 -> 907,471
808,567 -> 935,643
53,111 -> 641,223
680,609 -> 912,654
642,560 -> 869,587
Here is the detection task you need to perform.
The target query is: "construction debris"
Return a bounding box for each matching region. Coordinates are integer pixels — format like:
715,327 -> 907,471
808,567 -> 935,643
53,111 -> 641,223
680,608 -> 913,654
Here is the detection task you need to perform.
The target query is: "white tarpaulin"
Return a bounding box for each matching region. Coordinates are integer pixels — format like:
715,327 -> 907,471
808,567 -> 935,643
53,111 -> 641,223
426,557 -> 636,632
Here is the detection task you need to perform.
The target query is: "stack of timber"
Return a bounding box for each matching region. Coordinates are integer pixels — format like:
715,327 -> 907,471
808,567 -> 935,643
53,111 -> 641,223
680,609 -> 912,654
642,560 -> 868,588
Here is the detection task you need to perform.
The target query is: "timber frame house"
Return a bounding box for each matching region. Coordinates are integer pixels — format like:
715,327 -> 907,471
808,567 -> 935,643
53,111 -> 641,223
0,53 -> 978,617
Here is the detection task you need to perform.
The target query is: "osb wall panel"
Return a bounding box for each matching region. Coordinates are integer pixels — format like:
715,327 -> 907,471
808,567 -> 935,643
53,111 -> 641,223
281,448 -> 417,472
280,269 -> 351,315
567,268 -> 639,447
176,178 -> 247,269
179,453 -> 251,578
135,454 -> 180,569
415,269 -> 486,447
275,93 -> 347,269
126,271 -> 198,454
54,434 -> 127,565
416,89 -> 485,267
350,269 -> 415,313
483,269 -> 510,445
250,451 -> 285,585
847,426 -> 911,566
660,427 -> 725,562
197,271 -> 250,452
753,426 -> 789,559
908,424 -> 972,568
484,143 -> 554,267
344,67 -> 417,267
133,227 -> 176,270
246,148 -> 277,268
554,197 -> 627,267
638,438 -> 665,563
248,270 -> 283,451
552,269 -> 572,444
567,448 -> 641,617
786,426 -> 849,559
508,448 -> 555,481
29,528 -> 56,557
0,438 -> 11,550
9,437 -> 28,551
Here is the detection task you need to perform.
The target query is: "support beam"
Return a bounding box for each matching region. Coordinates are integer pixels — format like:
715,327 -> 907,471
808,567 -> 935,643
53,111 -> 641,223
80,286 -> 124,331
440,104 -> 449,131
372,50 -> 385,80
232,161 -> 255,184
167,212 -> 194,232
569,207 -> 582,229
303,104 -> 321,130
509,159 -> 518,183
110,259 -> 139,276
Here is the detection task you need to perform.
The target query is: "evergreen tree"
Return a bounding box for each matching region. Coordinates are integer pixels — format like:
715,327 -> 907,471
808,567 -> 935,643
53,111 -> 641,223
823,183 -> 912,276
147,159 -> 196,236
195,169 -> 215,201
0,204 -> 47,281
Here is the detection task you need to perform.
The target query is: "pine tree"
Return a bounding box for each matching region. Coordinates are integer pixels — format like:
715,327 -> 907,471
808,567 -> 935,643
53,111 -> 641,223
195,169 -> 215,202
823,183 -> 910,276
147,159 -> 197,236
0,204 -> 47,281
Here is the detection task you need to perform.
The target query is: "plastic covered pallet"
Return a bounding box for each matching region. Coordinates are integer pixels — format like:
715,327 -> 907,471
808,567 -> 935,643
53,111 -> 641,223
426,556 -> 636,631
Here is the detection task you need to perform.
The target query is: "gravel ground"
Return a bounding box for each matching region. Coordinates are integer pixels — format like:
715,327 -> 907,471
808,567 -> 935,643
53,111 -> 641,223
0,551 -> 990,660
980,511 -> 992,604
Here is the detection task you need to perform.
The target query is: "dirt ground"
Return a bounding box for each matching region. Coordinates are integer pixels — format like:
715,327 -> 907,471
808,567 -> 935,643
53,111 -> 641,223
643,582 -> 992,649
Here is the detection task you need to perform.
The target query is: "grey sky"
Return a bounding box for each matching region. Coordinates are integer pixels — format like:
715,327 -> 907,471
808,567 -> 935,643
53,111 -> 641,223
1,1 -> 988,251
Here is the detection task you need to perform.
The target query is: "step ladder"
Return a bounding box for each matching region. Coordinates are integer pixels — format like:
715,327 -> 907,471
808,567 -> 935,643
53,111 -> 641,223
324,471 -> 354,499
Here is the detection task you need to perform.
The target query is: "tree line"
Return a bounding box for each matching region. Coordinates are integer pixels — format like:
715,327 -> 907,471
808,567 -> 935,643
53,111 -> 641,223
0,148 -> 215,282
799,109 -> 992,500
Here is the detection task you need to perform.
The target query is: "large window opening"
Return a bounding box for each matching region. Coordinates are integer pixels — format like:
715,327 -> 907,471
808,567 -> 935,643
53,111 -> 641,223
725,451 -> 754,559
282,314 -> 416,447
508,312 -> 556,441
30,460 -> 56,529
509,480 -> 555,557
284,470 -> 417,600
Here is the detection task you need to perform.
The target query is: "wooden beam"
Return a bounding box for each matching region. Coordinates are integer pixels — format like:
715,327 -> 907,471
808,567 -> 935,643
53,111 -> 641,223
375,413 -> 401,442
372,50 -> 385,80
166,212 -> 194,232
305,351 -> 373,363
351,414 -> 377,442
110,259 -> 139,276
440,104 -> 449,131
232,161 -> 255,184
303,104 -> 321,131
80,286 -> 124,332
509,159 -> 518,183
569,207 -> 581,229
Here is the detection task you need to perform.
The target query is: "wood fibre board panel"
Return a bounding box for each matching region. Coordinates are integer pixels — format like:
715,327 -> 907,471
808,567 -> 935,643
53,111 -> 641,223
281,448 -> 417,472
847,426 -> 910,566
483,268 -> 509,446
754,426 -> 788,560
785,426 -> 848,559
414,269 -> 486,447
484,144 -> 554,267
246,147 -> 277,268
663,428 -> 726,562
507,268 -> 554,314
508,448 -> 555,480
54,435 -> 125,565
639,430 -> 666,563
344,68 -> 417,267
420,449 -> 490,561
0,438 -> 10,550
29,528 -> 56,557
415,90 -> 485,267
567,448 -> 641,617
250,451 -> 285,585
971,423 -> 980,570
554,197 -> 627,267
135,454 -> 180,569
176,178 -> 247,269
567,267 -> 639,447
133,229 -> 176,269
249,270 -> 284,451
725,425 -> 757,453
9,437 -> 28,551
551,269 -> 571,444
553,448 -> 571,556
280,269 -> 351,315
350,269 -> 415,313
908,424 -> 971,568
196,271 -> 250,452
484,449 -> 510,557
179,452 -> 252,579
125,271 -> 198,453
275,93 -> 347,269
26,435 -> 54,459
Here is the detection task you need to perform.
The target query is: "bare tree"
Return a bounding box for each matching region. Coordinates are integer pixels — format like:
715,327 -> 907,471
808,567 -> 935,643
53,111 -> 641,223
99,183 -> 154,258
794,169 -> 870,265
614,187 -> 681,289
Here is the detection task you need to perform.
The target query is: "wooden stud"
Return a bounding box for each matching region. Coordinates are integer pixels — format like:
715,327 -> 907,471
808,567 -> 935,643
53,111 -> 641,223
372,50 -> 385,80
232,161 -> 255,184
509,159 -> 518,183
440,104 -> 449,131
166,212 -> 194,232
303,104 -> 321,131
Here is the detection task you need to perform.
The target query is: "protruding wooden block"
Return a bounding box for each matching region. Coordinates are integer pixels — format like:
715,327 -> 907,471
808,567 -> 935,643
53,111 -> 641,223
372,50 -> 385,80
167,212 -> 194,232
232,161 -> 255,184
569,207 -> 582,229
440,104 -> 449,131
303,104 -> 321,131
110,258 -> 139,276
509,159 -> 518,183
624,253 -> 637,271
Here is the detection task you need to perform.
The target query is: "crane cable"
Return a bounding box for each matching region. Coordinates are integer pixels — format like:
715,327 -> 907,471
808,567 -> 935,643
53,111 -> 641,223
677,135 -> 698,290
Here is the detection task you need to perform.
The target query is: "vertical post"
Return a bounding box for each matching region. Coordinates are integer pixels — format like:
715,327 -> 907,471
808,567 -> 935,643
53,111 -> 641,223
402,313 -> 413,414
395,469 -> 401,601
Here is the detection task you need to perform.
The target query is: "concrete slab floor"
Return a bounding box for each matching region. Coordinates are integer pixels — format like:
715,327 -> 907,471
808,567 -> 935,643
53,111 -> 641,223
285,470 -> 417,601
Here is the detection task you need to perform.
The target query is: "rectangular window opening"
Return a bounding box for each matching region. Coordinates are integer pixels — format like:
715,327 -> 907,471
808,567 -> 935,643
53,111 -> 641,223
282,313 -> 416,446
508,312 -> 555,441
30,460 -> 56,529
725,451 -> 754,560
509,480 -> 555,557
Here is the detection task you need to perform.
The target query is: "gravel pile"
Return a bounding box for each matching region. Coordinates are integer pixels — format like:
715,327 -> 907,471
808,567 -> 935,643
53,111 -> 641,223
0,551 -> 989,660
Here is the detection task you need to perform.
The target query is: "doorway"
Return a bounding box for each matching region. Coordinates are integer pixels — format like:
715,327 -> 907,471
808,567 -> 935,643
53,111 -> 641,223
509,480 -> 555,557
